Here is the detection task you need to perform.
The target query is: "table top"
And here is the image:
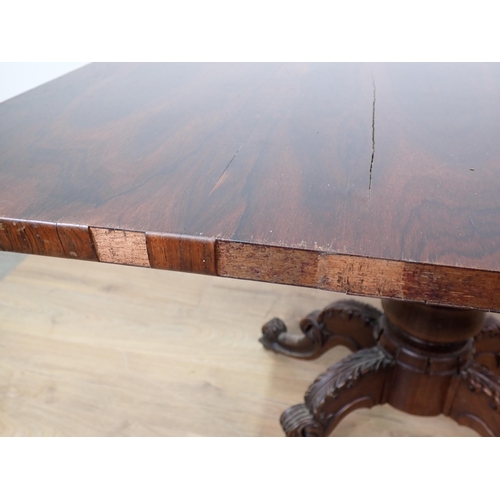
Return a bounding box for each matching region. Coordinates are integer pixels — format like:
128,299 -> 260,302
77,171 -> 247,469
2,62 -> 500,311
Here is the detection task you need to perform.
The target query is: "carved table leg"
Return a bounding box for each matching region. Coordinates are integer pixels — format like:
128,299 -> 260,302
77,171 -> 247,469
260,300 -> 381,360
281,346 -> 395,436
474,316 -> 500,375
445,363 -> 500,436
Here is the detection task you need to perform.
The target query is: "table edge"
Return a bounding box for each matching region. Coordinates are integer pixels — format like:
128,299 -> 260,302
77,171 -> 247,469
1,217 -> 499,312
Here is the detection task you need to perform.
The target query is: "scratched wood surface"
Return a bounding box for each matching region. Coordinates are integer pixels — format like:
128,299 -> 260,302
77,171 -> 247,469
0,253 -> 477,436
2,63 -> 500,309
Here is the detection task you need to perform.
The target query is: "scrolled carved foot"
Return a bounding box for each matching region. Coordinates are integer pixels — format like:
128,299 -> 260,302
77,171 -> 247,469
281,346 -> 395,436
260,313 -> 323,359
446,363 -> 500,436
260,300 -> 382,360
474,316 -> 500,374
280,404 -> 325,437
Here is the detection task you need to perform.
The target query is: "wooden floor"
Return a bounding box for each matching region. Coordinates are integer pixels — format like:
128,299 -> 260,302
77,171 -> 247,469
0,252 -> 479,436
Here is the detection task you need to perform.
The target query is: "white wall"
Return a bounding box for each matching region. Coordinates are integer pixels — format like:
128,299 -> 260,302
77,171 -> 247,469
0,62 -> 89,103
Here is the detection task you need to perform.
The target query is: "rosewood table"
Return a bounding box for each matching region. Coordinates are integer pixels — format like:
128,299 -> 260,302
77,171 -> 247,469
1,63 -> 500,436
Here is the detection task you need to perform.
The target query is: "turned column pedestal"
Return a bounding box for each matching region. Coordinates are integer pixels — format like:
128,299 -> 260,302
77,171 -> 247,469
261,299 -> 500,436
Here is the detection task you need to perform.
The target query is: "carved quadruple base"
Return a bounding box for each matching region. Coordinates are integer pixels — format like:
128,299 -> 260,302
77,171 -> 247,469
263,299 -> 500,437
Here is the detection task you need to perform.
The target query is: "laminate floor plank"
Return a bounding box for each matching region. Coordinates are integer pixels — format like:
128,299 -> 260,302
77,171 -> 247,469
0,254 -> 478,436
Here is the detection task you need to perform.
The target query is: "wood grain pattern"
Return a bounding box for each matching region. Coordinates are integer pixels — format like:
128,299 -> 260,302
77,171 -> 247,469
0,219 -> 65,257
147,233 -> 216,275
56,223 -> 98,261
2,63 -> 500,309
0,218 -> 97,261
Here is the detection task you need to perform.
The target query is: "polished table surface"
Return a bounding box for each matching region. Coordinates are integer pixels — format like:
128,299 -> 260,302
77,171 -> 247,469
1,63 -> 500,310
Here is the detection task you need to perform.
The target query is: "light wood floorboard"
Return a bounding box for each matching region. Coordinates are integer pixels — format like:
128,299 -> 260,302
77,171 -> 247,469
0,254 -> 479,436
